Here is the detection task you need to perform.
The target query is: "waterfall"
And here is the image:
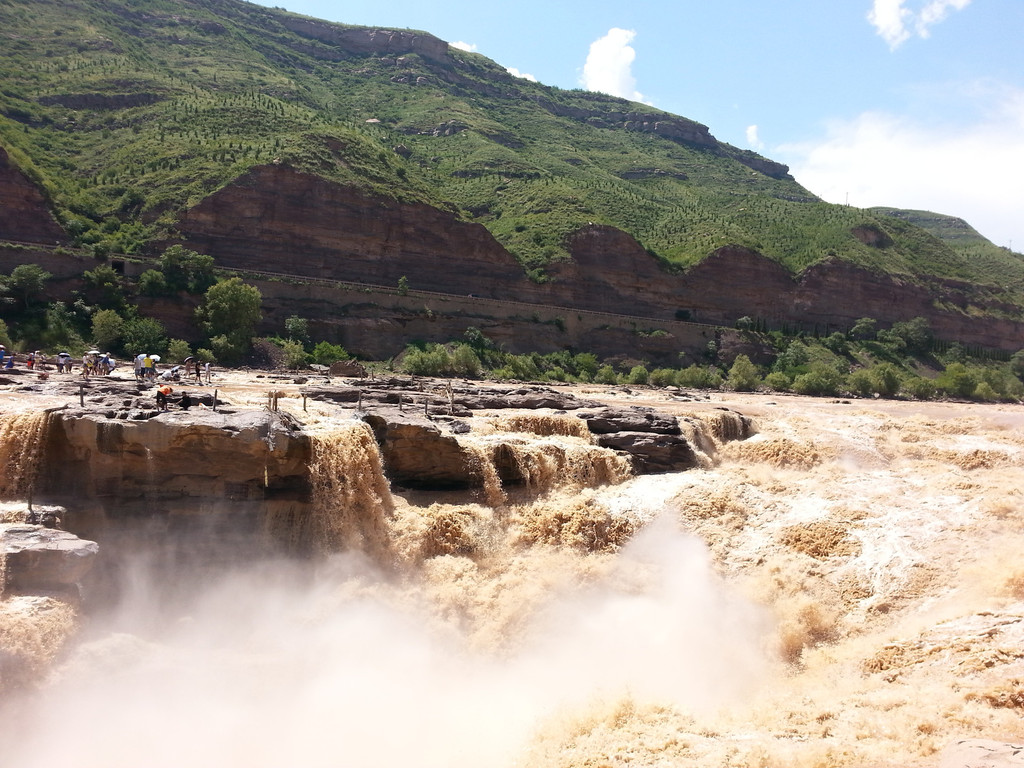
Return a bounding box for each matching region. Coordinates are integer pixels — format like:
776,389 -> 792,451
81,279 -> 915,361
0,412 -> 52,501
305,421 -> 395,561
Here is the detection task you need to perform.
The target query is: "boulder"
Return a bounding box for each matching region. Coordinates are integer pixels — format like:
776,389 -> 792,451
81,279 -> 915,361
1,523 -> 98,592
578,407 -> 681,435
329,360 -> 368,377
362,412 -> 478,489
595,431 -> 700,473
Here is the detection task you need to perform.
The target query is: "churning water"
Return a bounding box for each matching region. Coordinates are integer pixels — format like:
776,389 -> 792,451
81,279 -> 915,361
1,396 -> 1023,767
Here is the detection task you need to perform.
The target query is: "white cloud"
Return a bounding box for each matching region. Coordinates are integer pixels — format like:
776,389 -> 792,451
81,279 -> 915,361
450,40 -> 477,52
867,0 -> 972,49
506,67 -> 538,83
777,85 -> 1024,249
746,125 -> 764,150
581,28 -> 646,103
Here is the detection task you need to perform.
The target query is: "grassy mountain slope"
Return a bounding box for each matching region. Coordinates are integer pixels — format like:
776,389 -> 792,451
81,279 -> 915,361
0,0 -> 1022,306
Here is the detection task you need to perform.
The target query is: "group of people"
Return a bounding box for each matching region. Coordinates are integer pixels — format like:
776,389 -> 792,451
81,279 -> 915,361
80,351 -> 116,378
0,346 -> 117,376
137,354 -> 210,384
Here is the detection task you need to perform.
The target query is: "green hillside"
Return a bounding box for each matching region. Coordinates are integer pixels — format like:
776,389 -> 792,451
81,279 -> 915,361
1,0 -> 1022,302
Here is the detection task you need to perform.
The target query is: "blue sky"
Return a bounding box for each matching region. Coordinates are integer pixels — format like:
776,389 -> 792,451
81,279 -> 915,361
251,0 -> 1023,250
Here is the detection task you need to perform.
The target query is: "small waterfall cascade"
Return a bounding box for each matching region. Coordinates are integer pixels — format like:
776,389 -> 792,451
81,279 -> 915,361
462,413 -> 631,504
306,421 -> 395,560
679,410 -> 758,467
0,411 -> 53,501
491,413 -> 592,440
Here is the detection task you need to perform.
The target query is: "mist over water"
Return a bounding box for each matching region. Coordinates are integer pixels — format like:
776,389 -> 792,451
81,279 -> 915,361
4,395 -> 1022,766
1,507 -> 769,768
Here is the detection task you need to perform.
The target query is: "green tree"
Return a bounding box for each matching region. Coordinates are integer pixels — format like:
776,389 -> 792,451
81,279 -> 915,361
846,369 -> 874,397
848,317 -> 877,340
676,365 -> 723,389
42,303 -> 85,349
889,317 -> 931,353
869,363 -> 902,398
137,269 -> 169,297
82,264 -> 125,309
900,376 -> 936,400
1010,350 -> 1024,381
167,338 -> 192,362
284,315 -> 309,343
764,371 -> 792,392
726,354 -> 760,391
197,278 -> 262,351
91,308 -> 125,351
397,275 -> 410,296
5,264 -> 51,310
160,245 -> 216,294
279,339 -> 309,369
121,316 -> 167,357
936,363 -> 979,399
573,352 -> 599,379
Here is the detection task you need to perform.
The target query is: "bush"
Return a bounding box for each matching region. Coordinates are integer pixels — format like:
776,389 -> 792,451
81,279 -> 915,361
900,376 -> 936,400
627,365 -> 650,385
595,365 -> 618,384
726,355 -> 760,391
792,369 -> 841,396
91,309 -> 125,351
402,344 -> 451,376
648,368 -> 677,387
936,363 -> 979,399
310,341 -> 350,367
846,368 -> 874,397
869,363 -> 902,398
166,338 -> 192,363
279,339 -> 309,369
763,371 -> 792,392
676,365 -> 723,389
451,344 -> 482,377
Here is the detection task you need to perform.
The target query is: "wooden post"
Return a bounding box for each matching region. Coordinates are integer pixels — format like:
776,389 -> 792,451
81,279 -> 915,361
213,389 -> 218,411
79,384 -> 84,407
358,390 -> 362,411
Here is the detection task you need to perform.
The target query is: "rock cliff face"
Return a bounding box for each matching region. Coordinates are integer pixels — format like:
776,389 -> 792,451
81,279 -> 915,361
277,18 -> 450,62
177,165 -> 530,299
0,146 -> 66,245
175,167 -> 1023,348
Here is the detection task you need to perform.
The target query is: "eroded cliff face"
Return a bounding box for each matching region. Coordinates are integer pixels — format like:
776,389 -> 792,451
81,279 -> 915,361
177,164 -> 530,299
0,146 -> 66,245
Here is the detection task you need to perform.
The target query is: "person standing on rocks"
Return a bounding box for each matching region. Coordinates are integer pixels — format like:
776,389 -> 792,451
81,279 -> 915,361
156,385 -> 173,411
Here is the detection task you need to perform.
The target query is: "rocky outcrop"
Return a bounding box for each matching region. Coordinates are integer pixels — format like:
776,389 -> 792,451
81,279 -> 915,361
177,164 -> 529,299
1,522 -> 98,593
277,18 -> 449,63
0,146 -> 66,245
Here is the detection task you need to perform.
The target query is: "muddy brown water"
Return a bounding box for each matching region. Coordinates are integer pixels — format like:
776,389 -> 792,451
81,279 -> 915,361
1,376 -> 1022,766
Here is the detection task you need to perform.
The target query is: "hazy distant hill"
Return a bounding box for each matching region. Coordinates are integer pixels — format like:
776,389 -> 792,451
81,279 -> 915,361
1,0 -> 1022,329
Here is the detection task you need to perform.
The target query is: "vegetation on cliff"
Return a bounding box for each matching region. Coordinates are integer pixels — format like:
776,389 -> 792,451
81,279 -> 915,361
0,0 -> 1021,302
